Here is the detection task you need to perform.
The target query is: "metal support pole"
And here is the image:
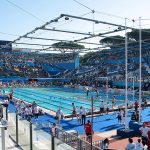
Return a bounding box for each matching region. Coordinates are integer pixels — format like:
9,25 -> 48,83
91,96 -> 93,150
1,127 -> 5,150
51,135 -> 55,150
106,78 -> 108,103
125,18 -> 128,130
78,138 -> 82,150
6,107 -> 8,120
139,17 -> 142,123
16,112 -> 18,147
129,77 -> 135,102
91,96 -> 93,126
90,11 -> 95,150
30,121 -> 33,150
133,77 -> 135,102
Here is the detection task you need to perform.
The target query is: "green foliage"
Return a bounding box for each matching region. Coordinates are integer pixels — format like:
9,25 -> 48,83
80,52 -> 95,64
52,42 -> 84,49
100,35 -> 125,47
100,29 -> 150,47
127,29 -> 150,42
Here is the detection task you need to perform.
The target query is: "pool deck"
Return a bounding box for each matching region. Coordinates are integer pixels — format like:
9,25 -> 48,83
9,97 -> 150,134
0,129 -> 20,150
0,128 -> 144,150
1,96 -> 150,149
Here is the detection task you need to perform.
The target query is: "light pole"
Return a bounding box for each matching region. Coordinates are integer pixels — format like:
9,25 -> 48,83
91,95 -> 94,150
125,18 -> 128,130
128,77 -> 135,102
139,17 -> 142,123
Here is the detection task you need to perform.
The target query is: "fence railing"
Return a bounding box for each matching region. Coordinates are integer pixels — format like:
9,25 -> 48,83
5,109 -> 102,150
55,128 -> 102,150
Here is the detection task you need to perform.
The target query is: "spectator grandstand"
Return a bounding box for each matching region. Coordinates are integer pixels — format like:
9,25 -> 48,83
68,44 -> 150,90
0,51 -> 78,79
0,43 -> 150,90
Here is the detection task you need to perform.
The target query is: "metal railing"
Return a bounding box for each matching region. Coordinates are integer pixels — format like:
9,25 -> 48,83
5,109 -> 102,150
55,128 -> 102,150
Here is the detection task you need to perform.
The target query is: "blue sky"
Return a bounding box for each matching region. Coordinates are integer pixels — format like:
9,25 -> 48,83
1,0 -> 150,50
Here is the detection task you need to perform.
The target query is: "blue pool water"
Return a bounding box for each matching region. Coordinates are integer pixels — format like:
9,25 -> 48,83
4,87 -> 141,114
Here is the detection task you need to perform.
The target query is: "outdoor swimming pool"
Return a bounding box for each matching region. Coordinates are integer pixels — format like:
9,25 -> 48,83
5,87 -> 139,114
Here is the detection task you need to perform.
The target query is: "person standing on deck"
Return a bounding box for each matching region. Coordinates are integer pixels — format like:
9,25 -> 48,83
50,123 -> 57,136
135,100 -> 139,112
77,106 -> 82,124
100,101 -> 104,115
33,105 -> 39,122
72,103 -> 77,120
112,96 -> 115,109
84,120 -> 94,142
85,87 -> 89,97
106,102 -> 110,114
32,101 -> 37,113
94,88 -> 99,97
0,104 -> 3,121
117,108 -> 122,124
81,107 -> 87,125
9,88 -> 14,101
56,108 -> 64,126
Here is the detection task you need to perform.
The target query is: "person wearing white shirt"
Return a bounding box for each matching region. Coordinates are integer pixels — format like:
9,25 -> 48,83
33,106 -> 39,121
50,123 -> 57,136
25,106 -> 29,119
56,108 -> 64,125
121,109 -> 125,125
139,123 -> 150,143
126,138 -> 135,150
81,107 -> 87,125
25,105 -> 32,121
77,106 -> 83,124
135,139 -> 143,150
3,98 -> 9,107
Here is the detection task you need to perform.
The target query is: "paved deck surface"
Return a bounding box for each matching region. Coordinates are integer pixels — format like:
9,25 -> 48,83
1,98 -> 150,149
0,129 -> 20,150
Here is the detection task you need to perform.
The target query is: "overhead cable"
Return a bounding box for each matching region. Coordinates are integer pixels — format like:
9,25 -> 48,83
6,0 -> 45,23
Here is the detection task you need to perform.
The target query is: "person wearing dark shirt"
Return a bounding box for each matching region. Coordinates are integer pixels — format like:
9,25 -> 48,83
134,101 -> 139,111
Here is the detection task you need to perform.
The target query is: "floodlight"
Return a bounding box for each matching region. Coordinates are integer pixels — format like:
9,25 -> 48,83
54,19 -> 58,22
118,26 -> 121,30
95,21 -> 99,24
65,17 -> 69,20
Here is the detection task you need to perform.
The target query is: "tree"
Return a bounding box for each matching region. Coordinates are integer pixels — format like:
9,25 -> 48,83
100,35 -> 125,48
80,52 -> 95,64
127,29 -> 150,43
